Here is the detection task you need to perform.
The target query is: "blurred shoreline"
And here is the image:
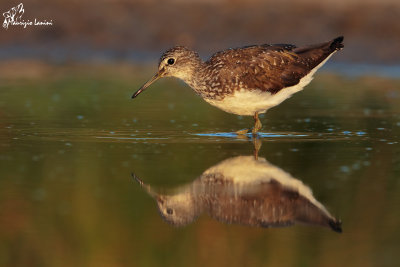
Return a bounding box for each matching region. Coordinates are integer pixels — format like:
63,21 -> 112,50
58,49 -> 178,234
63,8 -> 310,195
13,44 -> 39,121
1,0 -> 400,65
0,59 -> 399,82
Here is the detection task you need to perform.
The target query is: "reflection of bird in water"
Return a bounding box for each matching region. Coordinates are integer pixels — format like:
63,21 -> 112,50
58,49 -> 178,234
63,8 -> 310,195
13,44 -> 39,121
134,155 -> 342,232
132,37 -> 344,134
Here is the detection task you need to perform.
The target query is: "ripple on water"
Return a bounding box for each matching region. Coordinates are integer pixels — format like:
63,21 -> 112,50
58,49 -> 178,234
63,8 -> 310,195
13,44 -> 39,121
192,130 -> 369,142
193,132 -> 309,138
5,127 -> 372,144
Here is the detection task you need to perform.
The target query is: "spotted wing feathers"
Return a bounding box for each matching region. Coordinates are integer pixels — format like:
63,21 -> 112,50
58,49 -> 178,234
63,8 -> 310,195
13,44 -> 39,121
208,37 -> 344,95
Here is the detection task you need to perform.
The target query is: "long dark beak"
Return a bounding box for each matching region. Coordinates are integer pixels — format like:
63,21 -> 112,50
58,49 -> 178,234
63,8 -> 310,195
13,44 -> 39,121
131,173 -> 156,197
132,72 -> 162,99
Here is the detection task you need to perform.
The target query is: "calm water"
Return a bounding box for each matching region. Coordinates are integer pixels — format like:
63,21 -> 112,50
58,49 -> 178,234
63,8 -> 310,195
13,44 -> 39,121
0,69 -> 399,266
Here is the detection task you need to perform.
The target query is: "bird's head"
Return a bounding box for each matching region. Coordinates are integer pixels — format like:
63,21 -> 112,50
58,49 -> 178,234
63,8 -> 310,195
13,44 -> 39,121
132,46 -> 201,98
155,194 -> 200,227
133,173 -> 201,226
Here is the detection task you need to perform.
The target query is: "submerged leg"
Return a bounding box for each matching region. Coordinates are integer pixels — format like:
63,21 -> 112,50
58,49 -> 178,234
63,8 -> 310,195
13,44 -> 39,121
252,112 -> 262,135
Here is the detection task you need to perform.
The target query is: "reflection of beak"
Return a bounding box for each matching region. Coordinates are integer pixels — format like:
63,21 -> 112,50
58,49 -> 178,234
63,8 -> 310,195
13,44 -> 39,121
131,70 -> 163,99
131,173 -> 156,197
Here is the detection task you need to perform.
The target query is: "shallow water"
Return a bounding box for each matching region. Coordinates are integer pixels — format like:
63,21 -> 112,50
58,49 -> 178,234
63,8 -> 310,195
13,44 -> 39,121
0,70 -> 399,266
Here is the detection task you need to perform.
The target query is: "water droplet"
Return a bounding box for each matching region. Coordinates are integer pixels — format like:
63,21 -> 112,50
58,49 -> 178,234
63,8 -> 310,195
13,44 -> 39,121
352,162 -> 361,170
340,166 -> 350,173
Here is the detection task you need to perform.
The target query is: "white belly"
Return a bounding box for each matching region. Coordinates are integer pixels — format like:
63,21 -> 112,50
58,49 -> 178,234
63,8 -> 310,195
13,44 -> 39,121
203,53 -> 334,116
204,81 -> 310,116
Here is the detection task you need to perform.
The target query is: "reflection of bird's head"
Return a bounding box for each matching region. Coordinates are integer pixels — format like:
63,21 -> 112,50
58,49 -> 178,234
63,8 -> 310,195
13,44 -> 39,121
133,173 -> 201,226
155,193 -> 199,226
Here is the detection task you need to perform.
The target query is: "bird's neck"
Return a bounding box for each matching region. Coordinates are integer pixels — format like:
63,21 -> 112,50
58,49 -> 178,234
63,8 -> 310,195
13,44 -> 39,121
177,59 -> 209,96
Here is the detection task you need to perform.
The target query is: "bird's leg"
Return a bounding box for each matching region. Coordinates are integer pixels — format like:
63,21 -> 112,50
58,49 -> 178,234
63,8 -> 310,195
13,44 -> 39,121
252,112 -> 262,135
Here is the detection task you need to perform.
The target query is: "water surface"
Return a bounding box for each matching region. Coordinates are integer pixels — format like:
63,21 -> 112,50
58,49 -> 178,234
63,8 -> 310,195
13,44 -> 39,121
0,69 -> 399,266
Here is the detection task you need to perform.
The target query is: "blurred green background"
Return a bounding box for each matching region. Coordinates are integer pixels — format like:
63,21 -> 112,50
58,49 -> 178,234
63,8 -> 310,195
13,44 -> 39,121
1,0 -> 400,266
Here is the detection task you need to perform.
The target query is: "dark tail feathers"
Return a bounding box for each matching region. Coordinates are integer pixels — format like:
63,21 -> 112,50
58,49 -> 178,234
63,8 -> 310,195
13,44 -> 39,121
329,219 -> 343,233
330,36 -> 344,51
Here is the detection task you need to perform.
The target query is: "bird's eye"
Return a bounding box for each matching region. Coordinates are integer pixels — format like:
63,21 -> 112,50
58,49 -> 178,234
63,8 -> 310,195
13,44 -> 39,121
167,58 -> 175,65
166,208 -> 173,215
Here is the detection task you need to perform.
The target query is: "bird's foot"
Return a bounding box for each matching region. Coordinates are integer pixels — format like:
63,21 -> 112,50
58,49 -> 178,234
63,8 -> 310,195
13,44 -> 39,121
236,129 -> 249,135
